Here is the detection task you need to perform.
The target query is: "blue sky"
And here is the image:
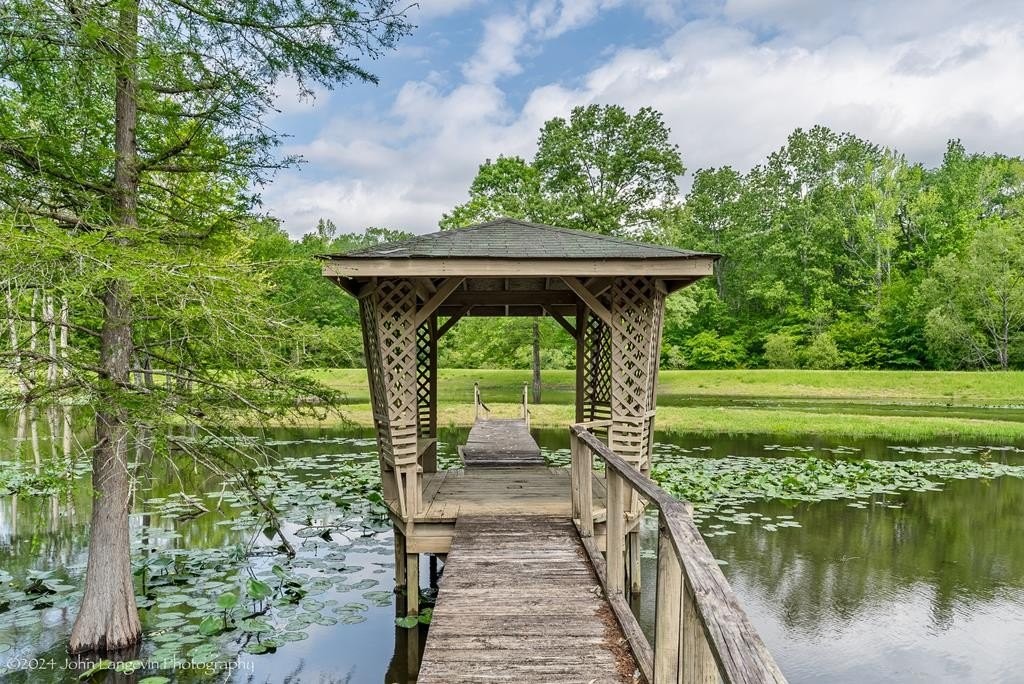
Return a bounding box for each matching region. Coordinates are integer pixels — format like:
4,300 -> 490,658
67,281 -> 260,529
262,0 -> 1024,236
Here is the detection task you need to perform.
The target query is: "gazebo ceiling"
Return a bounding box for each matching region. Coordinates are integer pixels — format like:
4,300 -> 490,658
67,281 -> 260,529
322,218 -> 718,317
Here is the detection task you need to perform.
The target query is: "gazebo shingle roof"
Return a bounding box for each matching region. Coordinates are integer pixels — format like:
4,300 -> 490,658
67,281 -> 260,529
327,218 -> 716,260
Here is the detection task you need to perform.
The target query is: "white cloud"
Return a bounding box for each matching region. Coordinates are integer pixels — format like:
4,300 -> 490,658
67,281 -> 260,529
263,0 -> 1024,236
462,14 -> 528,84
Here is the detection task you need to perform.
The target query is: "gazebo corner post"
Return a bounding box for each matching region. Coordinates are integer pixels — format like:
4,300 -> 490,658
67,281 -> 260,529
605,275 -> 667,596
358,277 -> 424,613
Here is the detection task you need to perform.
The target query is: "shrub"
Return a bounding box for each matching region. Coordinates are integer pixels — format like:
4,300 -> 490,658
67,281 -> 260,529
682,331 -> 746,369
763,332 -> 800,368
802,333 -> 844,369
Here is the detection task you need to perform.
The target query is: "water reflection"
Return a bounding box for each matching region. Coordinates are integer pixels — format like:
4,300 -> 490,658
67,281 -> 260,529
626,451 -> 1024,683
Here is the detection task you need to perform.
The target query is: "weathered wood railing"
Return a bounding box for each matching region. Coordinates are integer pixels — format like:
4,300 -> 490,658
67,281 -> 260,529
570,424 -> 787,684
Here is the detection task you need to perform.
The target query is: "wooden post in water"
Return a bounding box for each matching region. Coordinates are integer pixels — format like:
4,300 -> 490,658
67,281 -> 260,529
394,529 -> 408,595
406,551 -> 420,616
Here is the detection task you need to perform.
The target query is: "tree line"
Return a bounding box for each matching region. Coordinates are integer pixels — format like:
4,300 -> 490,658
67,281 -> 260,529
264,108 -> 1024,372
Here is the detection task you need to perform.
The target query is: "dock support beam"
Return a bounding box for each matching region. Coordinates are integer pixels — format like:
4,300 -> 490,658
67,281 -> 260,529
406,552 -> 420,616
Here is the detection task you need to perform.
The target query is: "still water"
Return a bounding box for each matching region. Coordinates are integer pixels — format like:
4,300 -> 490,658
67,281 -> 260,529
2,413 -> 1024,683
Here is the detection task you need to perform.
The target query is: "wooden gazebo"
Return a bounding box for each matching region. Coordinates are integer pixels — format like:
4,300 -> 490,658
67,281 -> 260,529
323,218 -> 715,514
323,219 -> 784,684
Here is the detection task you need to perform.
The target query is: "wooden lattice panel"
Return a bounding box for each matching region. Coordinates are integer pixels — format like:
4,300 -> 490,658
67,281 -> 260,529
608,277 -> 664,469
366,279 -> 420,468
581,309 -> 612,425
416,319 -> 434,439
359,294 -> 392,463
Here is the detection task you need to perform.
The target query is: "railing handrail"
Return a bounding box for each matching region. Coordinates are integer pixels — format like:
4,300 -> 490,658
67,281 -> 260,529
570,424 -> 787,684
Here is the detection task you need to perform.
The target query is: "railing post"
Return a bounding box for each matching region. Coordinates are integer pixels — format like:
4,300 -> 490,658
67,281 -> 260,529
681,576 -> 719,684
473,381 -> 480,422
570,430 -> 594,537
606,468 -> 625,595
654,516 -> 682,684
570,431 -> 581,521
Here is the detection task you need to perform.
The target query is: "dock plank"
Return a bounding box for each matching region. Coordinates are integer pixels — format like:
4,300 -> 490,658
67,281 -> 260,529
418,516 -> 638,684
417,467 -> 608,521
462,418 -> 544,467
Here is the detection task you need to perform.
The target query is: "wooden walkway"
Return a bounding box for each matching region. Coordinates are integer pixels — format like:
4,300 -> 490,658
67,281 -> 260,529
417,516 -> 636,684
418,466 -> 607,522
461,418 -> 544,467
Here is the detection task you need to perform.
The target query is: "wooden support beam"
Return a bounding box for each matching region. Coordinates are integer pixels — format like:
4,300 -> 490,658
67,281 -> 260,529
543,305 -> 577,337
437,307 -> 470,337
437,304 -> 577,317
442,290 -> 578,307
328,277 -> 360,296
324,256 -> 717,278
584,276 -> 614,297
414,277 -> 464,327
562,276 -> 613,327
356,278 -> 378,299
406,552 -> 420,616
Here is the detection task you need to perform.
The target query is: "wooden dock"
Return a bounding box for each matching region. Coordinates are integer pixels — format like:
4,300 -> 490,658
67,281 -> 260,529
461,418 -> 544,467
418,515 -> 636,683
392,416 -> 786,684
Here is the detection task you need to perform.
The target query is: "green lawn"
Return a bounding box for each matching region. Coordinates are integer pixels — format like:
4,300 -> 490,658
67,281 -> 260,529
304,369 -> 1024,440
310,368 -> 1024,405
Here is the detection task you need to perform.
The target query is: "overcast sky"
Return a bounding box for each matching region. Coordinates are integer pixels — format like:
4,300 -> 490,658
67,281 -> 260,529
261,0 -> 1024,236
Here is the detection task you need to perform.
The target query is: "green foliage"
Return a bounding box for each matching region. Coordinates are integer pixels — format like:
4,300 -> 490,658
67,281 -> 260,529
680,332 -> 746,369
534,105 -> 685,235
439,318 -> 574,370
803,333 -> 844,370
764,332 -> 801,369
443,104 -> 683,236
247,219 -> 412,368
669,126 -> 1024,370
440,156 -> 548,228
922,218 -> 1024,369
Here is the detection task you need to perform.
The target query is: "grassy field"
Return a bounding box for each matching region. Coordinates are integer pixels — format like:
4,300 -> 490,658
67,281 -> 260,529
304,369 -> 1024,440
309,368 -> 1024,405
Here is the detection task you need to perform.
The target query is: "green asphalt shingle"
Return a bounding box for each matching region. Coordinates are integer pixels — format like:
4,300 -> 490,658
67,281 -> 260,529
325,218 -> 716,260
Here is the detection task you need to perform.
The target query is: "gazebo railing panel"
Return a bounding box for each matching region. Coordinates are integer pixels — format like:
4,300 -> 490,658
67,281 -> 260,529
570,425 -> 788,684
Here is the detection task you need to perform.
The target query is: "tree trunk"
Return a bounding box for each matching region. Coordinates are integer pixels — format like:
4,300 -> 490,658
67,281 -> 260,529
531,320 -> 541,404
5,284 -> 28,399
59,297 -> 69,380
68,0 -> 142,654
45,295 -> 57,385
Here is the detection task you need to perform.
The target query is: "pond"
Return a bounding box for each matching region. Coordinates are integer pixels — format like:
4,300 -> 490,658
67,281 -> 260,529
2,411 -> 1024,683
